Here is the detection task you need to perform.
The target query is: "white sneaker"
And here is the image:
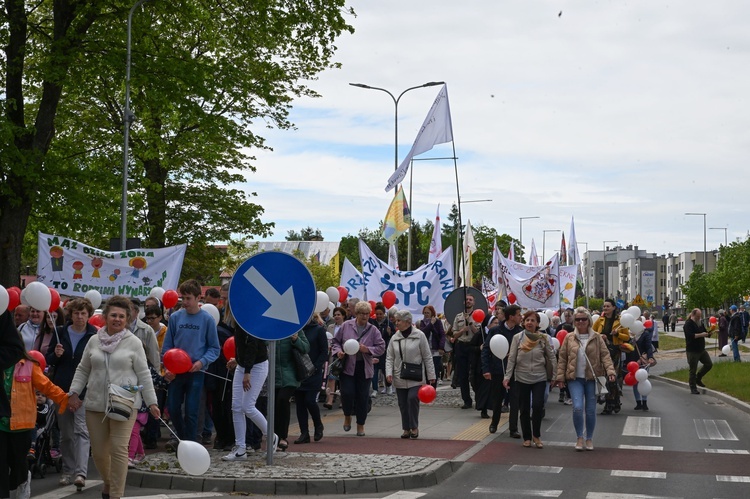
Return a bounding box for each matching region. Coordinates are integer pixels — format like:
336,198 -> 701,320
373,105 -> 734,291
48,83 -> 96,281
387,386 -> 395,395
59,475 -> 71,486
380,387 -> 387,394
17,471 -> 31,499
222,446 -> 248,461
371,390 -> 378,398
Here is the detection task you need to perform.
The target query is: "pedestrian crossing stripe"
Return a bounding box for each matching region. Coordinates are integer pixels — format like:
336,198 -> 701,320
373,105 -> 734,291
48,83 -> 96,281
694,419 -> 738,441
622,416 -> 661,438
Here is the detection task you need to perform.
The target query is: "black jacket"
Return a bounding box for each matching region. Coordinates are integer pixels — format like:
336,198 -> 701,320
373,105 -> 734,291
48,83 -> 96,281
482,321 -> 523,376
298,321 -> 329,391
234,324 -> 268,370
45,322 -> 97,396
205,320 -> 234,390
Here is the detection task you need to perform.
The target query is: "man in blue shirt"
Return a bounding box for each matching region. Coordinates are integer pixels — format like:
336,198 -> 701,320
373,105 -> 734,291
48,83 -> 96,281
162,279 -> 220,449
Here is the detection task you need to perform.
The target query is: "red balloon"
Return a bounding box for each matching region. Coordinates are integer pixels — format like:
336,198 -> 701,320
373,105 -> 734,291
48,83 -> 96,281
48,288 -> 61,313
624,372 -> 637,386
507,293 -> 517,304
643,320 -> 653,328
709,316 -> 717,325
627,361 -> 639,374
337,286 -> 348,303
162,290 -> 179,309
472,309 -> 486,323
418,384 -> 437,404
222,336 -> 236,360
163,348 -> 192,374
88,313 -> 105,329
557,330 -> 568,344
6,288 -> 20,311
29,350 -> 46,372
553,310 -> 560,317
368,300 -> 377,312
381,290 -> 397,309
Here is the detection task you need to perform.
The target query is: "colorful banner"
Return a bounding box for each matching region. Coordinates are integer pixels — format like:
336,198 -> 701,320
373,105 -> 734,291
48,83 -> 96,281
339,257 -> 367,301
358,239 -> 454,320
381,186 -> 411,244
498,253 -> 560,310
559,265 -> 578,309
36,232 -> 186,300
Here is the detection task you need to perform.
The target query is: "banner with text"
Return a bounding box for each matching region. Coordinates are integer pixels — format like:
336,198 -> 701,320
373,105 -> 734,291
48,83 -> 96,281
339,257 -> 367,301
559,265 -> 578,309
498,253 -> 560,310
358,239 -> 454,320
36,232 -> 186,300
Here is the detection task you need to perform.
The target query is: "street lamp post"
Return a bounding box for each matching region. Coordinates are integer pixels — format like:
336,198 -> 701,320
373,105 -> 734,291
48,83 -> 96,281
456,198 -> 492,284
349,81 -> 445,270
602,240 -> 618,300
709,226 -> 728,247
121,0 -> 154,251
519,216 -> 540,257
685,213 -> 707,271
542,229 -> 561,265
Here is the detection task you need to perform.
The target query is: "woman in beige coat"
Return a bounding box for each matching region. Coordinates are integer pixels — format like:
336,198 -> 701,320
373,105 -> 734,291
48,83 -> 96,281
554,307 -> 616,451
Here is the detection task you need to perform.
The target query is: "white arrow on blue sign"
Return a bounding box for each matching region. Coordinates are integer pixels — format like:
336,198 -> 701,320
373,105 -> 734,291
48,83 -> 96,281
228,252 -> 316,341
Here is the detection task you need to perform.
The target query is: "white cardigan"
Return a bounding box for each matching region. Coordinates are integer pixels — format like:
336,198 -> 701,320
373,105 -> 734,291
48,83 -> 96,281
70,331 -> 158,413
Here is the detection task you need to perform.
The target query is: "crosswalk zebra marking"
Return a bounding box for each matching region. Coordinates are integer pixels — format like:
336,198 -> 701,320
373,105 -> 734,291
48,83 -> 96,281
622,416 -> 661,438
694,419 -> 738,441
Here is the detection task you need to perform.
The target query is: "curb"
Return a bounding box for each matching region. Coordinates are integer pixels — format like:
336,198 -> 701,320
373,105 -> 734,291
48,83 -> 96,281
652,375 -> 750,415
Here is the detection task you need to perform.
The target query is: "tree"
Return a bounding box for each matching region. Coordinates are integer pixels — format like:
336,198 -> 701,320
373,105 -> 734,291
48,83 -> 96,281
681,265 -> 713,311
0,0 -> 355,286
286,227 -> 324,241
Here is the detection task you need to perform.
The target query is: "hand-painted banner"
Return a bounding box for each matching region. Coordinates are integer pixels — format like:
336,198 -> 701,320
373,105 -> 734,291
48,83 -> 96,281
36,232 -> 186,300
339,257 -> 366,301
358,239 -> 454,321
559,265 -> 578,309
498,253 -> 560,310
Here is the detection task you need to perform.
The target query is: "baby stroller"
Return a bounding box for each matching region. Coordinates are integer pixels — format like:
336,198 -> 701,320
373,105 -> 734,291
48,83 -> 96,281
29,405 -> 62,478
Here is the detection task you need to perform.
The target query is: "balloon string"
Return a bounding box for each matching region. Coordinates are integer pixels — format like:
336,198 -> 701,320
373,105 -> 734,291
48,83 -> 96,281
203,371 -> 231,382
157,416 -> 181,441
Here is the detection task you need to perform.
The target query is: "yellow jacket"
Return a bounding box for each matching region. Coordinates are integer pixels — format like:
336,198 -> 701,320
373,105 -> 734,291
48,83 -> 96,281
592,316 -> 631,348
9,359 -> 68,431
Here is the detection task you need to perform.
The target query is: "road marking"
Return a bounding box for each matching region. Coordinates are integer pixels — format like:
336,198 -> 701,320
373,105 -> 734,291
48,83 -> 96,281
694,419 -> 738,441
509,465 -> 563,473
124,494 -> 225,499
33,481 -> 104,499
618,444 -> 663,451
611,470 -> 666,479
545,414 -> 574,433
587,493 -> 682,499
471,488 -> 562,497
381,492 -> 427,499
716,475 -> 750,483
622,416 -> 661,438
705,448 -> 749,454
544,441 -> 576,447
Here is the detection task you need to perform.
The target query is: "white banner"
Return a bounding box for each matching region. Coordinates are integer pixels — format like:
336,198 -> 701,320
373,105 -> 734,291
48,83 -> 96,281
358,239 -> 454,320
385,84 -> 453,192
36,232 -> 186,300
339,257 -> 366,301
559,265 -> 578,309
499,253 -> 560,310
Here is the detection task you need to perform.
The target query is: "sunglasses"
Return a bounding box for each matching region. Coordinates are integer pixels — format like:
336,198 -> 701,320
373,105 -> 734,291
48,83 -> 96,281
144,316 -> 159,321
574,318 -> 589,322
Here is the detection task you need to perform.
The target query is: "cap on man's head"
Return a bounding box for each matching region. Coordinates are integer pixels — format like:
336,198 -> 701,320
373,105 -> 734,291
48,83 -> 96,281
730,305 -> 738,311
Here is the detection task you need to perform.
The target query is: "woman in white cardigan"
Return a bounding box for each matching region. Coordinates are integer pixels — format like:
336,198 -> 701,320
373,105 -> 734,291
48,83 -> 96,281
385,310 -> 436,439
68,296 -> 159,499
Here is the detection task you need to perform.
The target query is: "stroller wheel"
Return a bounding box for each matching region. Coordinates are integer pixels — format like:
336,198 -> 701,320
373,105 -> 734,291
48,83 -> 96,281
39,463 -> 47,478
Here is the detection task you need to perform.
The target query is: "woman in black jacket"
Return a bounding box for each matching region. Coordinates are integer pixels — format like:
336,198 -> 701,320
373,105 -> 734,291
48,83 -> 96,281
294,316 -> 329,443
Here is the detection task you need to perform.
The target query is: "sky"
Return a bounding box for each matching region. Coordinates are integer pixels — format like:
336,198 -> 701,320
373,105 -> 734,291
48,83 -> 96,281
243,0 -> 750,263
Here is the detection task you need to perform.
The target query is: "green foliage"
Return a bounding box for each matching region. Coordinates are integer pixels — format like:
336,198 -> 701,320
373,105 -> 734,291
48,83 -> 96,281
576,297 -> 603,312
681,265 -> 712,310
286,227 -> 324,241
663,361 -> 750,403
293,250 -> 339,291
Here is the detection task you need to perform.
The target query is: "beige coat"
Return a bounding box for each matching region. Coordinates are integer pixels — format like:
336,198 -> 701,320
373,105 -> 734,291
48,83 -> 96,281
385,328 -> 436,389
555,332 -> 616,382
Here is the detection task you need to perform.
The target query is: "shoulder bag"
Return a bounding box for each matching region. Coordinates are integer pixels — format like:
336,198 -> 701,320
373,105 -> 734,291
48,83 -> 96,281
583,337 -> 608,397
398,339 -> 423,381
292,348 -> 316,381
329,326 -> 369,378
104,353 -> 137,422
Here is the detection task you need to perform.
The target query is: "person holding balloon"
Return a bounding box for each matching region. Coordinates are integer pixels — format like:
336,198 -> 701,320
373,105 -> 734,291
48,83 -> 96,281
592,299 -> 631,415
503,311 -> 556,449
68,295 -> 160,499
385,310 -> 436,439
18,307 -> 44,352
683,308 -> 713,394
331,301 -> 385,437
45,298 -> 98,488
554,307 -> 616,451
628,317 -> 656,411
323,306 -> 347,409
33,307 -> 65,359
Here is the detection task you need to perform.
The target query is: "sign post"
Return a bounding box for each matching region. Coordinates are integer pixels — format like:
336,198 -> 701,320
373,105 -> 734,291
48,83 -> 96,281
229,252 -> 316,464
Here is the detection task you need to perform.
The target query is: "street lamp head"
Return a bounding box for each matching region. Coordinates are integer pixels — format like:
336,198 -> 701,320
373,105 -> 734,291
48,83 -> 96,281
422,81 -> 445,87
349,83 -> 372,89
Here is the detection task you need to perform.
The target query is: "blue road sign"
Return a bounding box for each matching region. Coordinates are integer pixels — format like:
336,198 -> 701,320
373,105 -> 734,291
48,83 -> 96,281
229,252 -> 316,341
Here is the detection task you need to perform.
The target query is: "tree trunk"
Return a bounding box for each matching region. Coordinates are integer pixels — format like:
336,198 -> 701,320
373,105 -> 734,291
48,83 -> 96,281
0,194 -> 32,288
144,155 -> 167,248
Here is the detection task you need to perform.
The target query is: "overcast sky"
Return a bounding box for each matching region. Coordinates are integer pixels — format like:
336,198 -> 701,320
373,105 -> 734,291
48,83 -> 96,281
244,0 -> 749,263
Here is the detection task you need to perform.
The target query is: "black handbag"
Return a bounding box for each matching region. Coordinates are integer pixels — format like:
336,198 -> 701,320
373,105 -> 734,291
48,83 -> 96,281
398,340 -> 423,381
292,348 -> 316,381
328,357 -> 344,377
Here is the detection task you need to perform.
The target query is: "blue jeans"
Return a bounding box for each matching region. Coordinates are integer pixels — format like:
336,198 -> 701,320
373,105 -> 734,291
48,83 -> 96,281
731,338 -> 741,362
567,378 -> 597,440
167,371 -> 205,441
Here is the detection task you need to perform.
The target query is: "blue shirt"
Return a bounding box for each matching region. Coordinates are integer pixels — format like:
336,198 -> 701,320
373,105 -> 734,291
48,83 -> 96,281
161,309 -> 220,370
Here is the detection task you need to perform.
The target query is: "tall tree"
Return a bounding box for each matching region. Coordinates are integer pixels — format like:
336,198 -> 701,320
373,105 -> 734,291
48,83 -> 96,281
0,0 -> 355,286
286,227 -> 324,241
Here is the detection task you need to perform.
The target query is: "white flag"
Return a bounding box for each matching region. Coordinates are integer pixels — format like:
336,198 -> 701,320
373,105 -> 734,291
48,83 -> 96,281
568,216 -> 581,265
428,204 -> 442,264
458,219 -> 477,286
388,243 -> 399,270
491,238 -> 500,288
508,242 -> 515,262
385,84 -> 453,192
530,238 -> 539,266
340,257 -> 366,301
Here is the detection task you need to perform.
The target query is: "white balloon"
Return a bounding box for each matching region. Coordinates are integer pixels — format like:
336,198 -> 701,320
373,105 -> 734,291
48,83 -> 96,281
545,309 -> 555,319
328,301 -> 335,313
489,334 -> 509,359
343,338 -> 360,355
326,331 -> 333,340
550,337 -> 560,351
176,440 -> 211,475
538,312 -> 550,330
0,286 -> 8,315
637,379 -> 652,396
630,320 -> 645,335
325,286 -> 340,304
25,282 -> 51,312
84,289 -> 102,309
315,291 -> 329,313
149,286 -> 165,300
627,306 -> 641,320
201,303 -> 220,325
722,344 -> 731,356
591,314 -> 600,323
20,286 -> 30,307
635,368 -> 649,382
619,313 -> 635,328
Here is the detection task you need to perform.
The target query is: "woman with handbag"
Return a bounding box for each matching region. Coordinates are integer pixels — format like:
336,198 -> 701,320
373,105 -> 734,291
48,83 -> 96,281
272,328 -> 309,451
554,307 -> 616,451
68,296 -> 159,499
385,310 -> 436,439
323,307 -> 346,409
503,311 -> 556,449
294,315 -> 329,444
331,301 -> 385,437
